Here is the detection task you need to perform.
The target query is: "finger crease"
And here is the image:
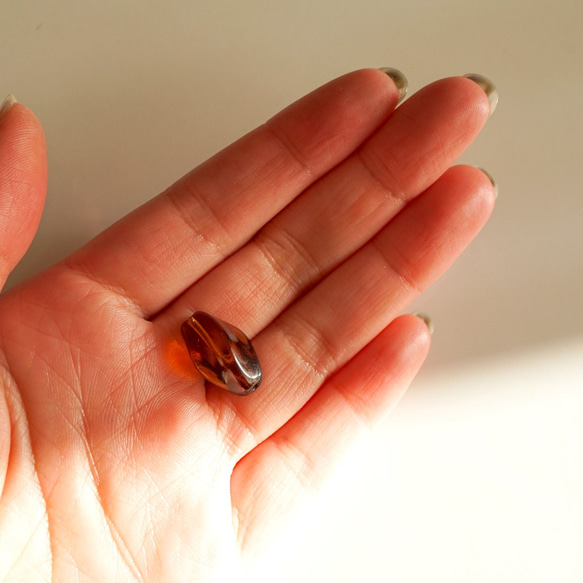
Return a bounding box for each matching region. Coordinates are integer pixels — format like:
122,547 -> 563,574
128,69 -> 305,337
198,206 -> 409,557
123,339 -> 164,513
280,316 -> 334,385
263,122 -> 315,182
270,434 -> 318,494
252,227 -> 320,297
166,183 -> 231,260
356,147 -> 408,207
370,237 -> 422,296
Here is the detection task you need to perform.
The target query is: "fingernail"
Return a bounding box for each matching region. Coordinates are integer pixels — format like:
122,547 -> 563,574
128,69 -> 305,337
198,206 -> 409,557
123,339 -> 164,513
379,68 -> 408,104
0,94 -> 17,120
413,312 -> 434,335
478,167 -> 498,198
463,74 -> 498,116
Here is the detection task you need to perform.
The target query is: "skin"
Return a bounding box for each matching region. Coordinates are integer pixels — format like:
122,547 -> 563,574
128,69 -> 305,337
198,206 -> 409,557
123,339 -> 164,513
0,69 -> 495,581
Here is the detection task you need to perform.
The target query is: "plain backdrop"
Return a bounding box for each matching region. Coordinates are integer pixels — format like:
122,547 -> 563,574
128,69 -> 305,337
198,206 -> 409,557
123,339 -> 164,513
2,1 -> 583,581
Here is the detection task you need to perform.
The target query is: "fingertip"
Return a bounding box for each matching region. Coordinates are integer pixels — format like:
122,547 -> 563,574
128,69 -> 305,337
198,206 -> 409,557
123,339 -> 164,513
359,314 -> 432,392
437,164 -> 498,208
332,67 -> 406,113
2,99 -> 46,145
392,313 -> 432,360
0,98 -> 48,285
413,75 -> 493,131
463,73 -> 499,116
455,74 -> 494,122
0,99 -> 47,181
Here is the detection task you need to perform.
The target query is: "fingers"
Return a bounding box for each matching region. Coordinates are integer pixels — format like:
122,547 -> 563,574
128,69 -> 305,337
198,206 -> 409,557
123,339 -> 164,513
0,97 -> 47,289
231,314 -> 431,561
157,76 -> 491,332
225,165 -> 496,451
64,69 -> 403,316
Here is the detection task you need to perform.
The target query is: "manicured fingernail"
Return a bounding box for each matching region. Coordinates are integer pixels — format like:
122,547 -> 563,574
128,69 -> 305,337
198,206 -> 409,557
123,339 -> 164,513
0,94 -> 17,120
413,312 -> 434,335
478,167 -> 498,198
379,68 -> 408,104
463,74 -> 498,116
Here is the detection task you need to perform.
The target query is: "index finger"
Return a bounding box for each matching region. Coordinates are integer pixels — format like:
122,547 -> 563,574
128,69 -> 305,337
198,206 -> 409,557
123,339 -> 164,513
63,69 -> 405,317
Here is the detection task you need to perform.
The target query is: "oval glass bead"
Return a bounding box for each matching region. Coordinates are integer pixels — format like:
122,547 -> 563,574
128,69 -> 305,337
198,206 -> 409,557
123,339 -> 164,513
180,311 -> 262,396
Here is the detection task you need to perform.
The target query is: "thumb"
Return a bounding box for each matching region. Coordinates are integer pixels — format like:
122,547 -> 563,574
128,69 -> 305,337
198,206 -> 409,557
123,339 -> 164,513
0,96 -> 47,290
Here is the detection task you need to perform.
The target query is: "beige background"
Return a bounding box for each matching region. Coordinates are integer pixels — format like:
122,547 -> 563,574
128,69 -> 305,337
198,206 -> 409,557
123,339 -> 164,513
3,1 -> 582,581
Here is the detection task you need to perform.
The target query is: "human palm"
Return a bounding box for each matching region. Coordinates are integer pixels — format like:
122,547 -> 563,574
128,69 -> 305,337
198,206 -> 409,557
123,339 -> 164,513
0,70 -> 496,581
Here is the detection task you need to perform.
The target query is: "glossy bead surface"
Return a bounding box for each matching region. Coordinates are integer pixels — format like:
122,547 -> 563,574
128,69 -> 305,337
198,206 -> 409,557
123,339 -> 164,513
180,311 -> 262,396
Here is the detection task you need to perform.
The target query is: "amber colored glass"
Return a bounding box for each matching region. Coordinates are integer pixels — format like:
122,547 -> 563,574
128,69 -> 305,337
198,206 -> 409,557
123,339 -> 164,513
180,312 -> 262,396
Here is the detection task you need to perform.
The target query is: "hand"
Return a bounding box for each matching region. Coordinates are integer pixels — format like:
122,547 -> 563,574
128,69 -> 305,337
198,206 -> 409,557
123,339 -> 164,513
0,70 -> 496,581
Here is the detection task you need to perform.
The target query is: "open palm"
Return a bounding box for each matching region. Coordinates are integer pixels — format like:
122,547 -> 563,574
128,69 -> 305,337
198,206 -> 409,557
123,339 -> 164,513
0,70 -> 496,581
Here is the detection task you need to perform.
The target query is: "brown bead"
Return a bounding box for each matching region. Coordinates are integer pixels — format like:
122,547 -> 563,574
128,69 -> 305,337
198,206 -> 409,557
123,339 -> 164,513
180,311 -> 262,396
